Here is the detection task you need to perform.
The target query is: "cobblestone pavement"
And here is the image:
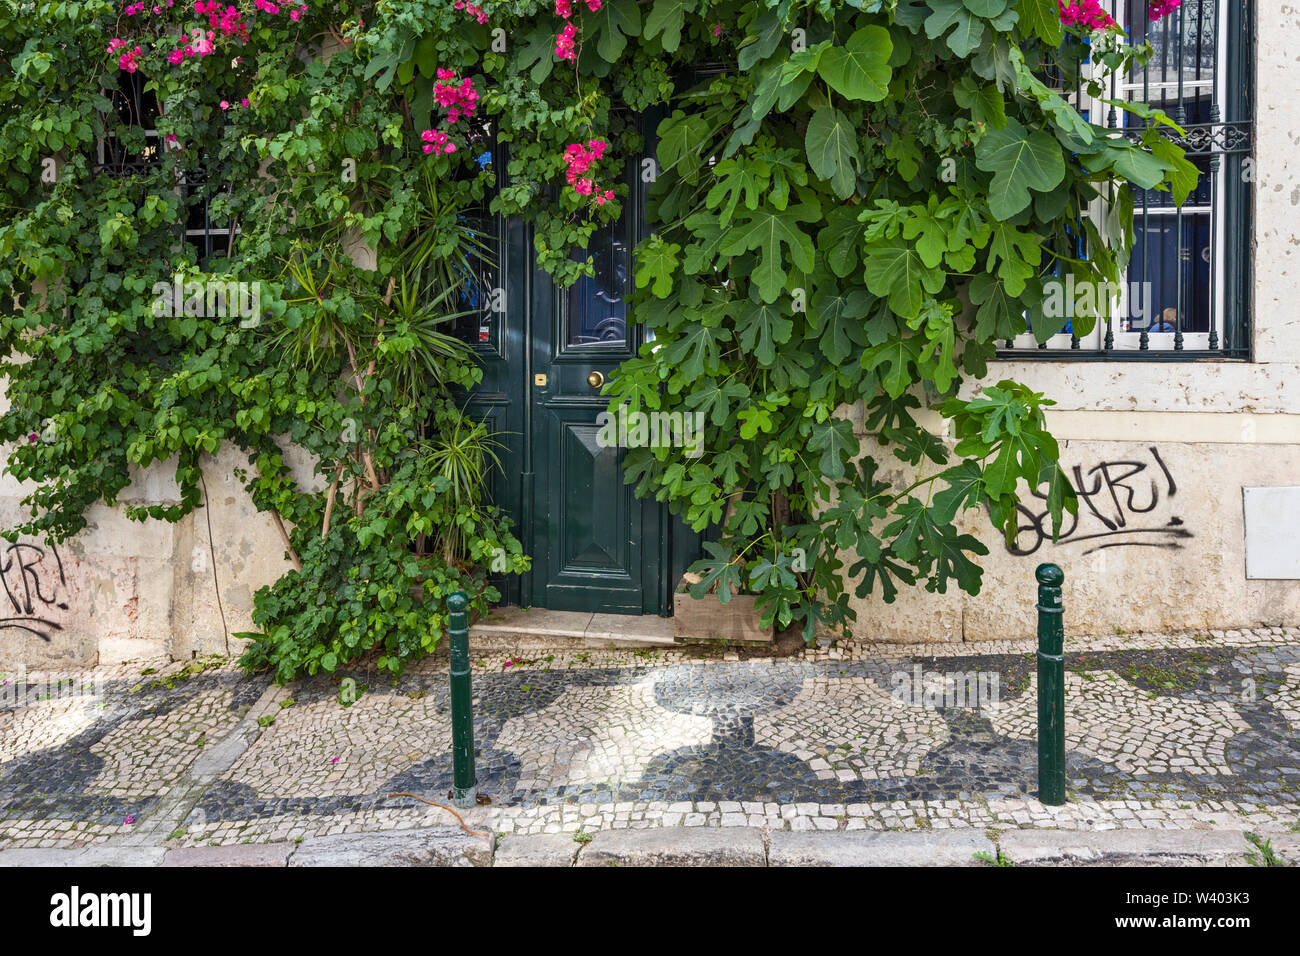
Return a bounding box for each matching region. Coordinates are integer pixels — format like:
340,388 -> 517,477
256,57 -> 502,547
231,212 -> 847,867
2,627 -> 1298,851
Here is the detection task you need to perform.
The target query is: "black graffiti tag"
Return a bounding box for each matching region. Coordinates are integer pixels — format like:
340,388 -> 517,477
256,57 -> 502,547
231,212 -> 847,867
1006,447 -> 1194,557
0,541 -> 69,640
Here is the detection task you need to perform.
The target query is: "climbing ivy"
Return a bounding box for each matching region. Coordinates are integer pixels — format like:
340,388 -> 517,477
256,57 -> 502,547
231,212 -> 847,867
0,0 -> 1192,676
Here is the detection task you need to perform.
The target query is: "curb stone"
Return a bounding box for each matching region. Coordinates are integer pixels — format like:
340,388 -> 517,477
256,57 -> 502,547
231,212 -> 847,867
768,829 -> 994,866
0,846 -> 167,867
1258,833 -> 1300,866
161,842 -> 296,867
576,826 -> 766,867
288,826 -> 492,867
997,829 -> 1252,867
493,833 -> 581,867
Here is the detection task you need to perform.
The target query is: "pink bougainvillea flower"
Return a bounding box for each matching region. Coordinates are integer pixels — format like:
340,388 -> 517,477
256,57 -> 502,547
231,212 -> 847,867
118,46 -> 143,73
453,0 -> 489,23
1149,0 -> 1180,19
555,0 -> 572,15
1058,0 -> 1116,31
123,815 -> 136,825
555,22 -> 576,61
330,756 -> 339,763
419,128 -> 455,155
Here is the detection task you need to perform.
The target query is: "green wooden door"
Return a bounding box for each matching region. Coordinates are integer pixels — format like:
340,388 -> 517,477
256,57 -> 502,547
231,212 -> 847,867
459,149 -> 691,615
528,202 -> 662,614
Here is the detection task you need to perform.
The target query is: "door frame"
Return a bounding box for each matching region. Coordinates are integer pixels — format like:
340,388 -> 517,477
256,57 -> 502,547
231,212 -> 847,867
461,142 -> 700,616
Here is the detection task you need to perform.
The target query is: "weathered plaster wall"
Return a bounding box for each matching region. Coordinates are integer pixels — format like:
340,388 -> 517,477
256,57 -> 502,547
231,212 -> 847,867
849,437 -> 1300,642
0,431 -> 303,670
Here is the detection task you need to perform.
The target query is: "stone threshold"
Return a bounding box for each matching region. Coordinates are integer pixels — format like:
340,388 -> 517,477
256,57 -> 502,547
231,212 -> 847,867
470,607 -> 677,649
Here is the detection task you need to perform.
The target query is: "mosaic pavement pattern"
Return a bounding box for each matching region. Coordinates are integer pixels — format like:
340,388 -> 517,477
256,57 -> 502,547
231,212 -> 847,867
1,629 -> 1299,847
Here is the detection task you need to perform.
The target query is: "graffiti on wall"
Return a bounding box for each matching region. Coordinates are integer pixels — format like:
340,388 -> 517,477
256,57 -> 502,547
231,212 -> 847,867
0,540 -> 69,640
1005,446 -> 1194,557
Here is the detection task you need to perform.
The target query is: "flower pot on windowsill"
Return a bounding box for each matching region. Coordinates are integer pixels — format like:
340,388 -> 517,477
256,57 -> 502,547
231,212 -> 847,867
672,581 -> 773,645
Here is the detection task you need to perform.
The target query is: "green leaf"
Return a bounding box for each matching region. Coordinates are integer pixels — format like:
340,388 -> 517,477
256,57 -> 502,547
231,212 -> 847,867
1148,135 -> 1200,206
590,0 -> 642,61
969,273 -> 1029,341
735,298 -> 793,366
808,418 -> 860,481
706,156 -> 769,226
718,202 -> 821,303
925,0 -> 987,58
635,236 -> 681,298
817,26 -> 894,102
810,285 -> 871,364
863,241 -> 945,319
817,206 -> 866,277
932,461 -> 986,524
974,117 -> 1066,219
1015,0 -> 1064,46
804,106 -> 860,200
738,10 -> 785,71
643,0 -> 688,52
861,335 -> 923,399
656,110 -> 711,182
662,323 -> 731,380
688,541 -> 745,602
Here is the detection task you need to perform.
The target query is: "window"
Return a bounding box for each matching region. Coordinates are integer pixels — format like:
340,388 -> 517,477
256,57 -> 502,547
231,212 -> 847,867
445,139 -> 504,351
96,71 -> 236,267
1001,0 -> 1253,359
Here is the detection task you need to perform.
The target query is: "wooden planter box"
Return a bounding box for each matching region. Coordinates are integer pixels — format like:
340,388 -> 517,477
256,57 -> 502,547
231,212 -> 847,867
672,592 -> 773,644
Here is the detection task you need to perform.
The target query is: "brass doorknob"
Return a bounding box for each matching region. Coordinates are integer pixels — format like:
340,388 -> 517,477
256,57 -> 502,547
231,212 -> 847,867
586,370 -> 605,388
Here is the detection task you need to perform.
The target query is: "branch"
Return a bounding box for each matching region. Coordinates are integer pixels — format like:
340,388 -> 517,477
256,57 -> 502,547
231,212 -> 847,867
270,509 -> 302,572
321,463 -> 345,539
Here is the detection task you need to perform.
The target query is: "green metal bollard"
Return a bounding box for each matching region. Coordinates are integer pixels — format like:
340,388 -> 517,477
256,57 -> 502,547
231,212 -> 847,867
1035,564 -> 1066,806
447,590 -> 478,809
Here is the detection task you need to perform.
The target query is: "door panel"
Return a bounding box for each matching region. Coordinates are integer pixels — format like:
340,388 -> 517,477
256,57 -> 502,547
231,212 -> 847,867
532,407 -> 646,612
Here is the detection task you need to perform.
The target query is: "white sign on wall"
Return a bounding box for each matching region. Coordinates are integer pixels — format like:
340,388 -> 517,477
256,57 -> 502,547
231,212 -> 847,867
1243,487 -> 1300,579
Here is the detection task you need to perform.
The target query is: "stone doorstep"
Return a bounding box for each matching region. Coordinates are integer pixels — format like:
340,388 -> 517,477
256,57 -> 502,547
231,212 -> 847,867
470,608 -> 678,649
